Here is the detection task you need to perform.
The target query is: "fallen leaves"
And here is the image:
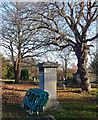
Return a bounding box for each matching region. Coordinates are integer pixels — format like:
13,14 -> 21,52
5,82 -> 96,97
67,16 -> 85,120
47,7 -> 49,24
2,82 -> 39,104
2,82 -> 97,119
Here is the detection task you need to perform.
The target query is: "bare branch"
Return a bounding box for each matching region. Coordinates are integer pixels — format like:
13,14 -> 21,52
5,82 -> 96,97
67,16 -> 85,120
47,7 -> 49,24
86,33 -> 98,42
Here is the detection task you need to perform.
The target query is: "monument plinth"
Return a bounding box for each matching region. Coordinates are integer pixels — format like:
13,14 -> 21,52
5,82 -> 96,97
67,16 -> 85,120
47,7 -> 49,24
37,62 -> 60,111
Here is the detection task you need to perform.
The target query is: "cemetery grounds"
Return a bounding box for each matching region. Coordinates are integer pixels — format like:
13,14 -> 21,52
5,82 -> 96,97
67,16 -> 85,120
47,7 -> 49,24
1,82 -> 97,120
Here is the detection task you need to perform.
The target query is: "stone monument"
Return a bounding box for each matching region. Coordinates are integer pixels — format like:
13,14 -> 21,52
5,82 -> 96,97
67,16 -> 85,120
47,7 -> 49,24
37,62 -> 60,111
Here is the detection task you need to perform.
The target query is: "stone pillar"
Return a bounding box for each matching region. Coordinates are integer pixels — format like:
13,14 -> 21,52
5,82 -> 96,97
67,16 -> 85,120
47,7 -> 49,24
37,62 -> 60,111
44,67 -> 57,100
37,62 -> 58,100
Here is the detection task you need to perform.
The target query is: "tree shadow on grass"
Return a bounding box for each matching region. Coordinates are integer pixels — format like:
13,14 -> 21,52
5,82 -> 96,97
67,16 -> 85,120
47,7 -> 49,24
67,90 -> 81,94
2,102 -> 29,119
2,102 -> 56,120
57,89 -> 81,94
59,98 -> 97,113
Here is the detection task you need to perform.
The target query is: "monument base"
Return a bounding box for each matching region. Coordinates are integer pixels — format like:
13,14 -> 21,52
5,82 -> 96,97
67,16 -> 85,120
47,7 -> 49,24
43,99 -> 61,111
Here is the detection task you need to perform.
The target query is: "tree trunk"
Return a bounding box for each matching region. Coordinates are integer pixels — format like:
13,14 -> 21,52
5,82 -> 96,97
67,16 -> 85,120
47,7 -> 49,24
64,58 -> 67,79
14,60 -> 21,84
76,44 -> 91,92
15,71 -> 20,84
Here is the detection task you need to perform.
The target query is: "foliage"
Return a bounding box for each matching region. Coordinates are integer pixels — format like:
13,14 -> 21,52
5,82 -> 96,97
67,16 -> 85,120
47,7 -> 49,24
66,70 -> 73,79
73,73 -> 81,85
6,66 -> 15,79
2,66 -> 8,79
57,69 -> 64,80
57,66 -> 77,80
2,56 -> 15,79
89,54 -> 98,83
20,69 -> 29,80
90,54 -> 98,76
21,58 -> 39,80
2,57 -> 8,79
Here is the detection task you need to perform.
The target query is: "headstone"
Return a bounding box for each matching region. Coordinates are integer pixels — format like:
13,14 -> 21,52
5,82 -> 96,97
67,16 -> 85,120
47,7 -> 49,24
37,62 -> 61,111
34,77 -> 36,81
62,83 -> 66,90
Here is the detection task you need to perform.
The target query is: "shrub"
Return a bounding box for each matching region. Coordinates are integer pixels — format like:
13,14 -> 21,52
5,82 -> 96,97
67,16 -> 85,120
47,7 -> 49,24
7,66 -> 15,79
20,69 -> 29,80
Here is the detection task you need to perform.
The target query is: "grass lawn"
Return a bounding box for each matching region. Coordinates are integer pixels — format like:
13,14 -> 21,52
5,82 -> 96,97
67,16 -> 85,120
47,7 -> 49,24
2,82 -> 97,120
0,79 -> 15,82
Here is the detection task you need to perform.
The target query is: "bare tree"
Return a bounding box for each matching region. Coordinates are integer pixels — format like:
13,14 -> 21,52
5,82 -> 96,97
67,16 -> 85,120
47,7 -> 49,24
1,2 -> 45,83
30,1 -> 98,91
58,47 -> 72,80
21,57 -> 38,80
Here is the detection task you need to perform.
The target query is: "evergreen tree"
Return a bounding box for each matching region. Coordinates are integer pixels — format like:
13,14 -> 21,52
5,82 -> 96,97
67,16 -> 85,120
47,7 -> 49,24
90,54 -> 98,83
20,69 -> 29,80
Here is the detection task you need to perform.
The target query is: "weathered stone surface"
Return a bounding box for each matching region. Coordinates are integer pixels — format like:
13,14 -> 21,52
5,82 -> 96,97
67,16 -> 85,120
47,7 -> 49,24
43,99 -> 61,112
37,62 -> 59,68
44,68 -> 57,100
37,62 -> 60,111
37,62 -> 59,100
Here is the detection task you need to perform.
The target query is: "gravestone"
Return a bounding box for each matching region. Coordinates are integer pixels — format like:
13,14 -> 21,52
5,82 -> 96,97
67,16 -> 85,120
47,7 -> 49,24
37,62 -> 60,111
